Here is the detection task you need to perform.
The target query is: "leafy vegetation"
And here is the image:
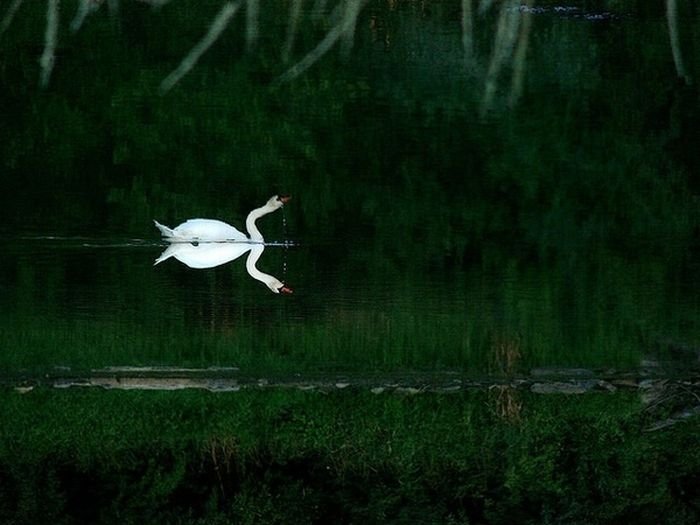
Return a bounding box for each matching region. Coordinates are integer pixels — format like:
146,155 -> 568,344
1,388 -> 699,524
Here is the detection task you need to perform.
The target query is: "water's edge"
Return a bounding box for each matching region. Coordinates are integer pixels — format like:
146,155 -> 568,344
4,366 -> 699,395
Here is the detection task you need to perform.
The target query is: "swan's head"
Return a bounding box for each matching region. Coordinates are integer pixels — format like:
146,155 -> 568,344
267,278 -> 294,294
268,195 -> 291,210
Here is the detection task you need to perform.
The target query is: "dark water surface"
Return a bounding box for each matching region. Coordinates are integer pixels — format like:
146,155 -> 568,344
1,0 -> 699,378
4,233 -> 698,376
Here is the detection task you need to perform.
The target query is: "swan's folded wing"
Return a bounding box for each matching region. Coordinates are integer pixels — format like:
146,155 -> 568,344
175,219 -> 247,241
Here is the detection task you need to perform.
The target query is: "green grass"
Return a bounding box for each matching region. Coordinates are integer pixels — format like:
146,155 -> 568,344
0,388 -> 699,524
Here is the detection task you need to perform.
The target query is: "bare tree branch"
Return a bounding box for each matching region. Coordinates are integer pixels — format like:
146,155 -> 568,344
0,0 -> 25,40
509,0 -> 533,107
461,0 -> 474,69
160,1 -> 241,93
245,0 -> 258,51
70,0 -> 100,33
666,0 -> 692,85
340,0 -> 361,58
39,0 -> 59,89
480,0 -> 520,115
283,0 -> 303,63
275,0 -> 365,85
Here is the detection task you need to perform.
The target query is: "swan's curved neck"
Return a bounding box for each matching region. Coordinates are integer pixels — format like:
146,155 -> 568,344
246,245 -> 282,290
245,203 -> 276,242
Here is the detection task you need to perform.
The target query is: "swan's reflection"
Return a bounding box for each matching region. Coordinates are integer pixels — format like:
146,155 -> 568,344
154,241 -> 251,269
154,241 -> 293,294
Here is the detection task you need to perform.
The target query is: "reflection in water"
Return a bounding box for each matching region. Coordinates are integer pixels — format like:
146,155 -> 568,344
246,244 -> 293,294
153,195 -> 293,294
154,241 -> 293,294
153,240 -> 251,268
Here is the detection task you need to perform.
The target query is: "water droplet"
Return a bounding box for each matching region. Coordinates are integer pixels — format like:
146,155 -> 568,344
281,208 -> 289,278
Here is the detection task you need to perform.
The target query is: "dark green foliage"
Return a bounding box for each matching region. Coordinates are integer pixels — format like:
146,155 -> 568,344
0,389 -> 699,524
0,1 -> 697,255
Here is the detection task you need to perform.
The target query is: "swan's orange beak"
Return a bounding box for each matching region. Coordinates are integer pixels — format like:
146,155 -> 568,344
278,195 -> 291,204
280,285 -> 293,294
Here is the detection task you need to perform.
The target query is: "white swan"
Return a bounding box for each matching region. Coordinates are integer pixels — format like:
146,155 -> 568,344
154,195 -> 290,242
153,194 -> 293,293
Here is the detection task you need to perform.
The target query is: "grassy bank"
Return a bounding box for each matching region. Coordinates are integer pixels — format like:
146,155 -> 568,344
1,388 -> 698,524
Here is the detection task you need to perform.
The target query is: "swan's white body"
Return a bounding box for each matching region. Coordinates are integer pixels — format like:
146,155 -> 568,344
153,195 -> 293,294
154,219 -> 247,242
154,195 -> 289,243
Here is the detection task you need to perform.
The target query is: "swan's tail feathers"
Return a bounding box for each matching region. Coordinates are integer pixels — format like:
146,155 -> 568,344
154,220 -> 176,238
154,245 -> 178,266
153,251 -> 172,266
